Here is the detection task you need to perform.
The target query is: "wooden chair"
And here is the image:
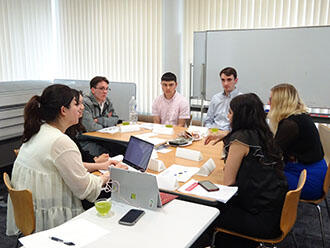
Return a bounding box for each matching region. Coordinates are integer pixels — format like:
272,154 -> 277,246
13,149 -> 19,157
137,114 -> 154,123
319,124 -> 330,164
191,119 -> 202,126
213,170 -> 307,248
299,161 -> 330,248
3,172 -> 35,247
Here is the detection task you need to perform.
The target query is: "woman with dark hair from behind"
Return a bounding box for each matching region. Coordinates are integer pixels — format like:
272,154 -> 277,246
66,89 -> 127,172
6,84 -> 109,235
206,93 -> 288,248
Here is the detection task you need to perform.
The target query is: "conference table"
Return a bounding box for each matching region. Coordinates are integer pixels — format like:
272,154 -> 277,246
20,199 -> 220,248
83,123 -> 226,204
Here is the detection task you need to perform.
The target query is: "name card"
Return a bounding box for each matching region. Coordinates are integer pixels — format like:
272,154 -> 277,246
197,158 -> 216,176
175,147 -> 203,161
119,124 -> 140,133
148,158 -> 166,172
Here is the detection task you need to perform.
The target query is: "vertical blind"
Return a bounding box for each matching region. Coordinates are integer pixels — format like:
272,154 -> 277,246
183,0 -> 330,98
0,0 -> 162,114
55,0 -> 162,114
0,0 -> 53,80
1,0 -> 329,113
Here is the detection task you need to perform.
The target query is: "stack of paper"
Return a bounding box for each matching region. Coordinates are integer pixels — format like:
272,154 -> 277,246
152,126 -> 174,135
120,124 -> 140,132
178,179 -> 238,203
134,133 -> 167,147
158,164 -> 199,182
97,126 -> 119,134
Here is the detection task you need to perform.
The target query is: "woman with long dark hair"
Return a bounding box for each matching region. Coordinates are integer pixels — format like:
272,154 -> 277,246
66,90 -> 127,171
6,84 -> 109,235
208,93 -> 288,248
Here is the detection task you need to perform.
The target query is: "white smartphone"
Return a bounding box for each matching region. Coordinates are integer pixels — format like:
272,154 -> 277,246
118,209 -> 145,226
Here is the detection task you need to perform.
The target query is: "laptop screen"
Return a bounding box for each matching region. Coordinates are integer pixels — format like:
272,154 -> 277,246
123,136 -> 154,172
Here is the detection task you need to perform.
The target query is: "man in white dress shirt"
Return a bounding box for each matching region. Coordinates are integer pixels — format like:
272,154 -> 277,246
204,67 -> 241,130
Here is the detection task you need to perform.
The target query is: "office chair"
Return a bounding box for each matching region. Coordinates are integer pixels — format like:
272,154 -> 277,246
3,172 -> 35,248
213,170 -> 307,248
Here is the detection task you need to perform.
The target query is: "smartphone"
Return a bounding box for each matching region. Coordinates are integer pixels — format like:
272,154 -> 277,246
198,180 -> 219,192
118,209 -> 145,226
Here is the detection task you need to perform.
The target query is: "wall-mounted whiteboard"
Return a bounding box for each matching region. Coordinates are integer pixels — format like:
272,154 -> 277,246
193,26 -> 330,108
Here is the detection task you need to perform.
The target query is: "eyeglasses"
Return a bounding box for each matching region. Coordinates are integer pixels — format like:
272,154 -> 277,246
95,87 -> 109,91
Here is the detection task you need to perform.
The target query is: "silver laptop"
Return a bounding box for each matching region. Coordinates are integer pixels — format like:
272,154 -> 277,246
109,167 -> 162,210
122,136 -> 154,172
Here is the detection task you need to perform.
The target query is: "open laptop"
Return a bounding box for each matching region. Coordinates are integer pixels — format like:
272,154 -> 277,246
122,136 -> 154,172
109,167 -> 162,210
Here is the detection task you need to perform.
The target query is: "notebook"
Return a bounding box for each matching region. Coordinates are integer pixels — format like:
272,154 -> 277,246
109,167 -> 162,210
122,136 -> 154,172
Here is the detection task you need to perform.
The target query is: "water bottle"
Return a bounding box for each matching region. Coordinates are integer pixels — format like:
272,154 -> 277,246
129,96 -> 138,124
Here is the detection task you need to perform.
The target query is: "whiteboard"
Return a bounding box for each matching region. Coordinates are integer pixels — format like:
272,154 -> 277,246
194,26 -> 330,108
192,32 -> 206,98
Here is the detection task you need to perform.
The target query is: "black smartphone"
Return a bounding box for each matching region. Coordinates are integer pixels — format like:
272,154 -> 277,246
118,209 -> 145,226
198,180 -> 219,192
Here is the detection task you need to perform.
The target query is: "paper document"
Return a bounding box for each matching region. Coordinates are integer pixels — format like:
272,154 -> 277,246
134,133 -> 167,147
158,164 -> 199,182
188,125 -> 209,137
178,179 -> 238,203
19,218 -> 110,248
98,126 -> 119,134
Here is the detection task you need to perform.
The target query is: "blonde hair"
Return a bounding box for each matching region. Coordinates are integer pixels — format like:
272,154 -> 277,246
268,83 -> 307,134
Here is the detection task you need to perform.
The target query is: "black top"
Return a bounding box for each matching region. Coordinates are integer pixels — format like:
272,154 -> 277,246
275,113 -> 324,164
224,129 -> 288,215
72,135 -> 95,163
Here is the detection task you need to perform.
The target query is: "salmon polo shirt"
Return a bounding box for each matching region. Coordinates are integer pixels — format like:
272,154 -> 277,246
152,91 -> 190,125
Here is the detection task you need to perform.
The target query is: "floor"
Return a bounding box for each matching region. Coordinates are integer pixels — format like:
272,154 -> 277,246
0,165 -> 329,248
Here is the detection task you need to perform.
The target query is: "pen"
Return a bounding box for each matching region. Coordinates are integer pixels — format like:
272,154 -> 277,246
185,182 -> 199,191
50,236 -> 76,246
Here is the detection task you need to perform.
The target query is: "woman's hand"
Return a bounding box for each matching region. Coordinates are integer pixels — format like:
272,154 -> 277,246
94,153 -> 110,163
110,160 -> 128,170
204,131 -> 229,145
100,171 -> 110,186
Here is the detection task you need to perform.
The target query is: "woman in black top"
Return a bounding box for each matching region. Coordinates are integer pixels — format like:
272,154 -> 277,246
66,90 -> 127,172
268,83 -> 326,200
206,93 -> 288,248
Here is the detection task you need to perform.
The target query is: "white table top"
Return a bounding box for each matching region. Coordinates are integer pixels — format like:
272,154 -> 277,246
73,199 -> 219,248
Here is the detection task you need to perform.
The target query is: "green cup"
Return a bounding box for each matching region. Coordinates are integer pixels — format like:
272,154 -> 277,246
122,121 -> 130,125
165,124 -> 173,128
95,198 -> 112,216
210,128 -> 219,133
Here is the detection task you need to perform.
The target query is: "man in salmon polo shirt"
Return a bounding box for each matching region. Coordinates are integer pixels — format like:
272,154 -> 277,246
152,72 -> 190,127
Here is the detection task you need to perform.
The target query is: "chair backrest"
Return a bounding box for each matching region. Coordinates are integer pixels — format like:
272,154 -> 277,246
191,119 -> 202,126
3,173 -> 35,236
137,114 -> 154,123
322,163 -> 330,195
319,124 -> 330,164
13,149 -> 19,157
280,169 -> 307,236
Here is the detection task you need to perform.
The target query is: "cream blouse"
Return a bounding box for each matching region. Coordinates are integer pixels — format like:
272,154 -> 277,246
6,123 -> 102,235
